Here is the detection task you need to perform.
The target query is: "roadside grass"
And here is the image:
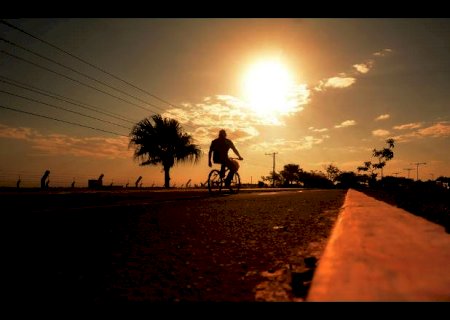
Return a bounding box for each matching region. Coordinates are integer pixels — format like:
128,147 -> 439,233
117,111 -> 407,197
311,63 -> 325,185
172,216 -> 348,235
357,181 -> 450,232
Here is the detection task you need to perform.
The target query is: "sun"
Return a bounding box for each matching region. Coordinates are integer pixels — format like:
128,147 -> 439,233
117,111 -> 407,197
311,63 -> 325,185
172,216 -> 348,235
242,59 -> 297,119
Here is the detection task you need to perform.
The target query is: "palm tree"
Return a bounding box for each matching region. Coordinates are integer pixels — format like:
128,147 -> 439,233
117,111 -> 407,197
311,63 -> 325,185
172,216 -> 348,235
129,114 -> 202,188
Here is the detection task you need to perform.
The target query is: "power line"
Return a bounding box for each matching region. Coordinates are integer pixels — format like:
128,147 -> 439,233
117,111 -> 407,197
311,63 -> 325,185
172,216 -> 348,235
0,20 -> 200,135
0,89 -> 131,130
0,104 -> 128,137
0,19 -> 181,110
0,49 -> 198,133
0,36 -> 170,114
0,50 -> 157,114
0,76 -> 136,124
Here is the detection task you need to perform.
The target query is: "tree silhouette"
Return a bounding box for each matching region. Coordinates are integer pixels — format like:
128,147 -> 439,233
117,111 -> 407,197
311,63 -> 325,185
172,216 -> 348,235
372,138 -> 395,178
298,170 -> 333,188
358,138 -> 395,180
129,114 -> 202,188
324,163 -> 340,183
280,164 -> 301,186
261,171 -> 282,187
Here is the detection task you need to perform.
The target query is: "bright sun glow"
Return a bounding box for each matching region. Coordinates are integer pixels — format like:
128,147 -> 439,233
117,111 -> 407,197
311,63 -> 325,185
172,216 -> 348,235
243,59 -> 297,119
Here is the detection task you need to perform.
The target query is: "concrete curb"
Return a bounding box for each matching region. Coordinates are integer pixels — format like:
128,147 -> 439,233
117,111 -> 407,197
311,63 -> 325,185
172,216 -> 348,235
307,189 -> 450,301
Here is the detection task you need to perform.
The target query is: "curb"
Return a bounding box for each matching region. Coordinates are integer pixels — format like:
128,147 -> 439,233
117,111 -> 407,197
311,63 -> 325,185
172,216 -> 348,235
307,189 -> 450,301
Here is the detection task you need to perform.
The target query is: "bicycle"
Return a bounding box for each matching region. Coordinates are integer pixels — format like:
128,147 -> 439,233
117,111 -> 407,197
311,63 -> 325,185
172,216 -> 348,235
207,158 -> 241,194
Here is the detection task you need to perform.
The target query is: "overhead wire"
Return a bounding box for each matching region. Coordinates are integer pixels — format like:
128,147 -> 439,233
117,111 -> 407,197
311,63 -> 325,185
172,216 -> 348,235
0,20 -> 199,133
0,49 -> 198,133
0,104 -> 128,137
0,36 -> 170,114
0,19 -> 183,110
0,75 -> 137,124
0,50 -> 159,114
0,89 -> 131,130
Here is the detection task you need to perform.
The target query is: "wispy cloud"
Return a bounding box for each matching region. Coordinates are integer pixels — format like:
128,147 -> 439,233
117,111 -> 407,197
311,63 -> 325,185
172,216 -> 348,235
393,122 -> 422,130
164,91 -> 310,146
392,122 -> 450,142
308,126 -> 328,133
322,145 -> 373,154
33,135 -> 131,159
315,76 -> 356,91
417,122 -> 450,137
375,114 -> 390,121
372,129 -> 390,137
0,125 -> 35,139
249,136 -> 328,153
334,120 -> 356,128
353,60 -> 374,74
164,96 -> 260,146
373,48 -> 393,57
0,124 -> 130,159
314,48 -> 391,93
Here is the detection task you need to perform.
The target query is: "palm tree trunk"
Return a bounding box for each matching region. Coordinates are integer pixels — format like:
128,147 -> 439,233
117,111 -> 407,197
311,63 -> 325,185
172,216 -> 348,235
164,167 -> 171,188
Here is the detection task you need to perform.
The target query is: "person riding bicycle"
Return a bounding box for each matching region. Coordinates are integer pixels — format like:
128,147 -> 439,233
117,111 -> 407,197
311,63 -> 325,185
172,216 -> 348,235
208,129 -> 243,188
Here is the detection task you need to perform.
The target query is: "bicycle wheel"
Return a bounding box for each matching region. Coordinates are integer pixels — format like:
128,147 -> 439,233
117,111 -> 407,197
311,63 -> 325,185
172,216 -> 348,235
230,172 -> 241,193
208,169 -> 223,194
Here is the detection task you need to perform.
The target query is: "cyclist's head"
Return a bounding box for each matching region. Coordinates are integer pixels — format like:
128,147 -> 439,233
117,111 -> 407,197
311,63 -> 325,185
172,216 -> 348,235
219,129 -> 226,138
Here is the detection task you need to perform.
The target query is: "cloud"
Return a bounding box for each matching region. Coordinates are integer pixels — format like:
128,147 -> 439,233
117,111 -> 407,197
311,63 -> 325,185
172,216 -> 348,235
0,124 -> 36,140
334,120 -> 356,128
392,122 -> 450,142
314,48 -> 391,93
164,91 -> 310,146
353,61 -> 374,74
417,122 -> 450,137
373,48 -> 393,57
308,126 -> 328,133
249,136 -> 328,153
372,129 -> 390,137
393,122 -> 422,130
164,95 -> 261,146
0,123 -> 130,159
315,77 -> 356,91
375,114 -> 390,121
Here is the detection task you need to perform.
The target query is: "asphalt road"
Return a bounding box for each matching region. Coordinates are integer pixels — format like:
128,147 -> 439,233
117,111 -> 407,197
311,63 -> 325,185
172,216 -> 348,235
4,188 -> 346,302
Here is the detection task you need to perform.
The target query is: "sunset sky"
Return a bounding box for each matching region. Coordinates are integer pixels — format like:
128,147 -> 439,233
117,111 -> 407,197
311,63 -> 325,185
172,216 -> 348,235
0,18 -> 449,187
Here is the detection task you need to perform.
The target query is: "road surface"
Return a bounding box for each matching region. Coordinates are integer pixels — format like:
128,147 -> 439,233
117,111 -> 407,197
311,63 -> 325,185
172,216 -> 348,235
4,188 -> 346,302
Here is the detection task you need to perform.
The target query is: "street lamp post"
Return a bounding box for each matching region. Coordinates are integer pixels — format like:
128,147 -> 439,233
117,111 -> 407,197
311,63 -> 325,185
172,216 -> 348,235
411,162 -> 426,181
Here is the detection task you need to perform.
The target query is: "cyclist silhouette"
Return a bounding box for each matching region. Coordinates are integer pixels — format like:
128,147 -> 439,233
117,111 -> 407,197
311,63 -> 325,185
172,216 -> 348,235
208,129 -> 243,188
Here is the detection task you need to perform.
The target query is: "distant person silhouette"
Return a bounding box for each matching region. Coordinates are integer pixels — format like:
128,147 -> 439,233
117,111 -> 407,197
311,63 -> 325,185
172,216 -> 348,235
98,174 -> 104,186
135,176 -> 142,188
208,129 -> 243,188
41,170 -> 50,189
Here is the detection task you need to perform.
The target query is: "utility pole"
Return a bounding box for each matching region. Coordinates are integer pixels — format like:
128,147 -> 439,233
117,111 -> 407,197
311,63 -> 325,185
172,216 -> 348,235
265,152 -> 278,187
411,162 -> 426,181
403,168 -> 413,179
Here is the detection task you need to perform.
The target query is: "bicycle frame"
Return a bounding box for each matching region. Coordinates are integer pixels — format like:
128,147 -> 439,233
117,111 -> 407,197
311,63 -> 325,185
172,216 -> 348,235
207,158 -> 241,194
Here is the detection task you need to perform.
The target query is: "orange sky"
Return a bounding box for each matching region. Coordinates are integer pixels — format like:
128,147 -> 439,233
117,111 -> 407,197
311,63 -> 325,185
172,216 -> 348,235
0,18 -> 449,187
